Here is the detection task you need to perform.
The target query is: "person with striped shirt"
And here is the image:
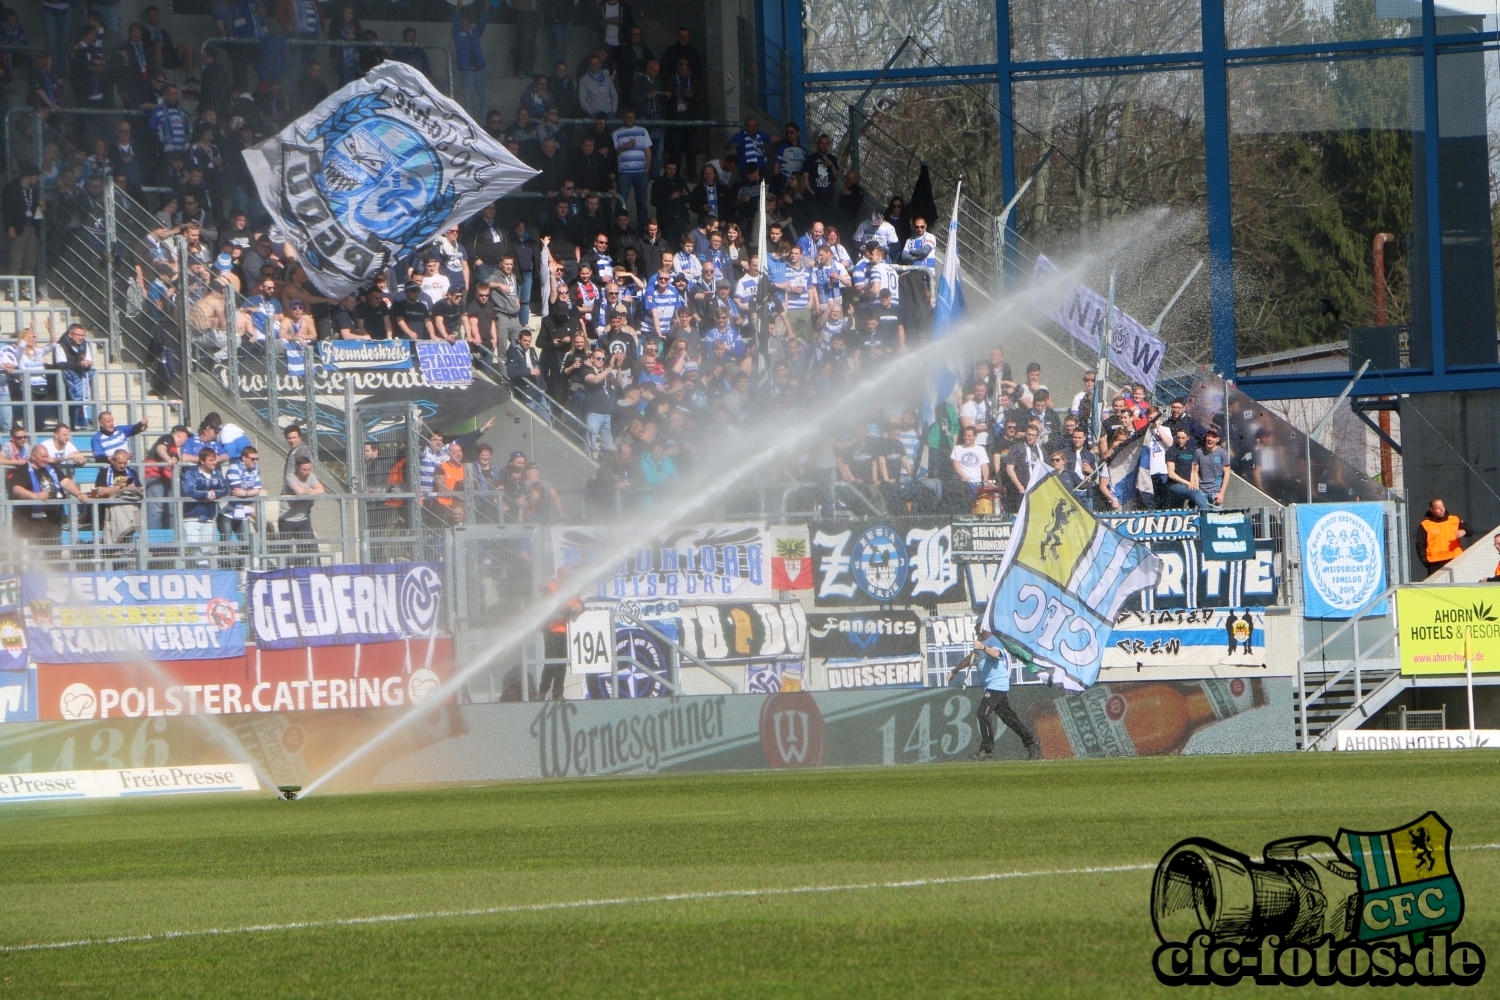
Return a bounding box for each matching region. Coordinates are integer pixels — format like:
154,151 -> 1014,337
90,411 -> 148,461
613,109 -> 652,225
775,245 -> 819,343
221,446 -> 261,540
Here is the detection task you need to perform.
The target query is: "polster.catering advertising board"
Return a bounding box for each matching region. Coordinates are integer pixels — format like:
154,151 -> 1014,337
38,639 -> 454,722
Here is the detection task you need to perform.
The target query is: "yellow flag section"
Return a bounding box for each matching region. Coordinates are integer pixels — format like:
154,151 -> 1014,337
1396,586 -> 1500,675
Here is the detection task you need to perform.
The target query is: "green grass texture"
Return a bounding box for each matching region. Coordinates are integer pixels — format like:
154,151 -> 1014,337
0,751 -> 1495,998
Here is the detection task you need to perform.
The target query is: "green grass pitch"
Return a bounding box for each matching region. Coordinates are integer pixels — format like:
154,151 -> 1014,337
0,751 -> 1495,998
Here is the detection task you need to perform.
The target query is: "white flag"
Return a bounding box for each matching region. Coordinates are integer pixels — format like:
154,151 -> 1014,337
243,61 -> 537,298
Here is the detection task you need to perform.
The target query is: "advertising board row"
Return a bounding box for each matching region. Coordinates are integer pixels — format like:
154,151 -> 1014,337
0,681 -> 1297,798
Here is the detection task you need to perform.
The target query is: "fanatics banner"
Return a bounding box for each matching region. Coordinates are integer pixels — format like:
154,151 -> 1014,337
243,61 -> 537,298
248,564 -> 444,649
806,610 -> 922,660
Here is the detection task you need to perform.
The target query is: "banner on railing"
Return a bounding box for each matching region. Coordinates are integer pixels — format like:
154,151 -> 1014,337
552,525 -> 774,602
623,600 -> 807,664
808,520 -> 964,607
1296,502 -> 1388,619
285,341 -> 416,377
1102,609 -> 1268,671
244,61 -> 537,298
1033,254 -> 1166,391
414,342 -> 474,388
247,563 -> 443,650
806,610 -> 922,660
39,639 -> 454,721
21,572 -> 245,663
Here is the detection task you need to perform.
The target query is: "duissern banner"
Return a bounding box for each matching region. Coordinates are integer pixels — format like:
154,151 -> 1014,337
243,61 -> 536,298
1396,586 -> 1500,676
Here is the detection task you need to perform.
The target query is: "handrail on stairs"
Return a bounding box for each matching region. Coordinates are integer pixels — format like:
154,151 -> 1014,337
1305,668 -> 1410,752
1295,583 -> 1401,749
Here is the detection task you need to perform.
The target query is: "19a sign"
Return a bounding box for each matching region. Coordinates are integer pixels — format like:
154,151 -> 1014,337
568,608 -> 614,674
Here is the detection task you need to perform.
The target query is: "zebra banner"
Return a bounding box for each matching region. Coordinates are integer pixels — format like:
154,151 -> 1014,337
983,472 -> 1161,690
243,61 -> 537,298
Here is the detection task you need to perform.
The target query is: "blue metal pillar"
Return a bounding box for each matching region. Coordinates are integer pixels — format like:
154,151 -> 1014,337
1421,0 -> 1447,375
1200,0 -> 1236,377
997,0 -> 1018,289
783,0 -> 806,128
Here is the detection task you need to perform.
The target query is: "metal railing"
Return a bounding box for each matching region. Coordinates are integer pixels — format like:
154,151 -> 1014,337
198,36 -> 456,97
0,489 -> 430,574
1295,584 -> 1401,750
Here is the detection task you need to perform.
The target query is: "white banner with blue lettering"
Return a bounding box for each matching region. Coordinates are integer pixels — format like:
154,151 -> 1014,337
1296,502 -> 1388,619
248,563 -> 443,649
1033,254 -> 1166,391
244,61 -> 537,298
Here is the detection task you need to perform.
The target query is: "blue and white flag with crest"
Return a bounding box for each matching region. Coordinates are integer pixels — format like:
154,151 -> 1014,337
243,61 -> 537,298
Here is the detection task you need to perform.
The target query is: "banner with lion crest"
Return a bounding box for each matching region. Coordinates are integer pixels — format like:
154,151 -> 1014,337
243,61 -> 537,298
983,472 -> 1161,690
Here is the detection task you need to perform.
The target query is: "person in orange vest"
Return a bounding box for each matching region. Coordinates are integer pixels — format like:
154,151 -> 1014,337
1417,497 -> 1470,576
540,566 -> 585,701
1488,532 -> 1500,582
433,440 -> 467,527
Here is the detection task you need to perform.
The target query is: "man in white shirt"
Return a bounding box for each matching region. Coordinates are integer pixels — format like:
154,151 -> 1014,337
418,255 -> 451,306
959,380 -> 992,447
901,216 -> 937,270
951,426 -> 989,500
853,211 -> 897,256
47,424 -> 82,463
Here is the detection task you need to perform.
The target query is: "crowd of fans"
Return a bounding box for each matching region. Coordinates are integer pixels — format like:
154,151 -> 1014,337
0,0 -> 1238,533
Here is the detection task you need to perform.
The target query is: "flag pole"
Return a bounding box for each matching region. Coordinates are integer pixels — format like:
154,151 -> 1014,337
1466,631 -> 1476,740
1091,269 -> 1115,445
756,180 -> 771,367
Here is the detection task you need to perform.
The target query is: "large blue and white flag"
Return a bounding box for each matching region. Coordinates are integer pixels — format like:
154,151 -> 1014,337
983,469 -> 1161,690
923,184 -> 965,425
244,61 -> 537,298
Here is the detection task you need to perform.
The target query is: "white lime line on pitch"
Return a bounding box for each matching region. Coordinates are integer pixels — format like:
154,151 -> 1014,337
0,863 -> 1158,954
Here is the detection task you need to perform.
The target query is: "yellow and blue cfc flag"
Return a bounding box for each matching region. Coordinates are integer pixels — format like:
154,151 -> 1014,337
984,473 -> 1160,689
1338,812 -> 1463,943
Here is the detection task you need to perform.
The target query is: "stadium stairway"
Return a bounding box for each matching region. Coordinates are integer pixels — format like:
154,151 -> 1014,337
0,275 -> 179,438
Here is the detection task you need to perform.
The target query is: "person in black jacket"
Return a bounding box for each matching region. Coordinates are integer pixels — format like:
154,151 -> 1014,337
688,164 -> 730,227
48,322 -> 95,429
505,329 -> 550,414
465,203 -> 508,283
650,159 -> 690,244
198,46 -> 233,118
2,165 -> 44,277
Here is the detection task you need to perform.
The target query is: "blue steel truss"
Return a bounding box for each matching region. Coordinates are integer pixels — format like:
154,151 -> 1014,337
758,0 -> 1500,400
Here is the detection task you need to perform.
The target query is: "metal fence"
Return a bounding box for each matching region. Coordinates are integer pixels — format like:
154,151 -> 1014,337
199,35 -> 456,99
